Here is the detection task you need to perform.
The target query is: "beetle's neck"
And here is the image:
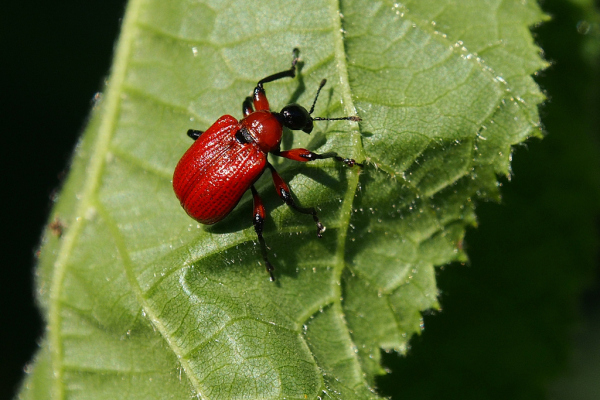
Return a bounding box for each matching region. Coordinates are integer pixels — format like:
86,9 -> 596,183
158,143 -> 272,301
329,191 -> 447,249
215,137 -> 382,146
241,110 -> 283,153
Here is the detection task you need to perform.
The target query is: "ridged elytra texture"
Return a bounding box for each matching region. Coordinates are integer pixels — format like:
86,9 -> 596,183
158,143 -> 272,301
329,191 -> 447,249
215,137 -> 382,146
172,115 -> 267,224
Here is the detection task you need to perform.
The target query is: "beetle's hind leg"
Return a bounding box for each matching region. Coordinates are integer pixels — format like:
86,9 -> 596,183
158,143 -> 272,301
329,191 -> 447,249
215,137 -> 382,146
267,163 -> 325,238
251,186 -> 276,281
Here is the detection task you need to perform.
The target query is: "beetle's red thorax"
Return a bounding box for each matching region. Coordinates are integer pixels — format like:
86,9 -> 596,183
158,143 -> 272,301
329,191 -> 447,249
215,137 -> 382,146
241,110 -> 282,153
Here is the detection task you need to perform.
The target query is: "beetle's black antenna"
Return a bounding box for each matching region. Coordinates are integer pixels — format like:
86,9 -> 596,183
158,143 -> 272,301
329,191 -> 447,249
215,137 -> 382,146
309,79 -> 362,122
313,116 -> 362,122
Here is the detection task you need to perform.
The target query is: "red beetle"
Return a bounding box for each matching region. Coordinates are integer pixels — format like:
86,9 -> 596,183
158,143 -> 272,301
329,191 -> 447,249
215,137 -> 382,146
173,49 -> 361,281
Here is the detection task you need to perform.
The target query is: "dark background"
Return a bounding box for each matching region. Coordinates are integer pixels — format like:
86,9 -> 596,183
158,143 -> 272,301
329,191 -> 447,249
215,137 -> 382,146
377,1 -> 600,398
1,1 -> 599,399
1,1 -> 126,398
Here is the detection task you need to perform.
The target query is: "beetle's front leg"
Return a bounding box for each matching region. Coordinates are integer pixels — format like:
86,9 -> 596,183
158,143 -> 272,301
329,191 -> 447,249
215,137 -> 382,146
275,148 -> 363,167
243,96 -> 254,117
252,48 -> 300,111
267,163 -> 325,238
251,186 -> 275,281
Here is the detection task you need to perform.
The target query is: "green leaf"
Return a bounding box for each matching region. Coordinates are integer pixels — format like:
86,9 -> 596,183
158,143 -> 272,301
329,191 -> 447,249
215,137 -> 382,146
21,0 -> 547,399
377,0 -> 600,397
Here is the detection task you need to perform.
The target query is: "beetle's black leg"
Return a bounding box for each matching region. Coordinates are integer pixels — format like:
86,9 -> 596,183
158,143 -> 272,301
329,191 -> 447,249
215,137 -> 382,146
253,48 -> 300,111
243,96 -> 254,117
274,148 -> 363,167
256,48 -> 299,88
267,163 -> 325,238
251,185 -> 275,281
187,129 -> 204,140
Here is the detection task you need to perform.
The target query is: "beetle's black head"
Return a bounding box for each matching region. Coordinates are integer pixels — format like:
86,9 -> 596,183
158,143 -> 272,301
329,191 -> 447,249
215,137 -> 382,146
279,104 -> 314,134
276,79 -> 361,135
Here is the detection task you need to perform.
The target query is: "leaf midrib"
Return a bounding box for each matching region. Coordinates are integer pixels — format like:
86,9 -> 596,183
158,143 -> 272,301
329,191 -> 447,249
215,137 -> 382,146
312,0 -> 371,394
47,1 -> 369,399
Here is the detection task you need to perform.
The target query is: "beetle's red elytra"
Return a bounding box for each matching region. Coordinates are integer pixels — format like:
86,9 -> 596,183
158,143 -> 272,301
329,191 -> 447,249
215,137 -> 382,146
173,49 -> 362,281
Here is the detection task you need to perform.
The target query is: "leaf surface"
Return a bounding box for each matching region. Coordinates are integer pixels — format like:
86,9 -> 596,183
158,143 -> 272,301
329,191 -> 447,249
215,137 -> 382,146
21,0 -> 547,399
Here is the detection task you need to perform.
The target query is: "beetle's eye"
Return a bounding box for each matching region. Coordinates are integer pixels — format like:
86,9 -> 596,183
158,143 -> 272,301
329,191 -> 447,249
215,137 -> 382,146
280,104 -> 311,131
